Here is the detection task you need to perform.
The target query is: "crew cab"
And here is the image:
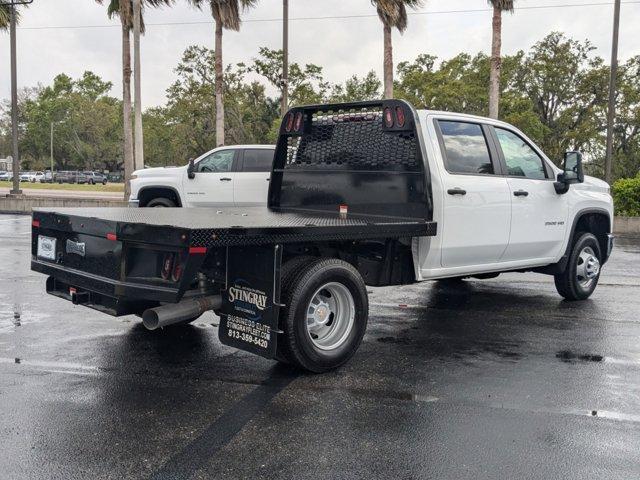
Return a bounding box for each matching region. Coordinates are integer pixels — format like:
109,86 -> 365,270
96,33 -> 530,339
128,145 -> 275,207
30,100 -> 614,373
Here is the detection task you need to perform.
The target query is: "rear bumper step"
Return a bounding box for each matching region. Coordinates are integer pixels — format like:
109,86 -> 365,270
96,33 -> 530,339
45,276 -> 156,316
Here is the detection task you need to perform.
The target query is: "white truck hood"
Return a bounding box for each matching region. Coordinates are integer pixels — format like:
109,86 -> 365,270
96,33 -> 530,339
582,175 -> 610,193
133,166 -> 187,178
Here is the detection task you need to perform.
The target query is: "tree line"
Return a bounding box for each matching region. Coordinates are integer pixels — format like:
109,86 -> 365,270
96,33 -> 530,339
1,0 -> 528,191
1,31 -> 639,183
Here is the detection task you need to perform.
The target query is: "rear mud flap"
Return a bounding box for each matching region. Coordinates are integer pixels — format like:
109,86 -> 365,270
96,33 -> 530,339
219,245 -> 282,359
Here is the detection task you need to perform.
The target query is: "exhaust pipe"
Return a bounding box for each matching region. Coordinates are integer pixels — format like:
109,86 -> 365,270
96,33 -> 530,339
142,295 -> 221,330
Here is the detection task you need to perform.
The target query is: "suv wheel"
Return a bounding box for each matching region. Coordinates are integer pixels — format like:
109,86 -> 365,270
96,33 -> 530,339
146,197 -> 176,208
554,232 -> 602,301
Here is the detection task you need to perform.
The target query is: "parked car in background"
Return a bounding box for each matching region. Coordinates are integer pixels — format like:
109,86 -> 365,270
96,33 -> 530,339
56,171 -> 79,184
19,171 -> 44,182
30,172 -> 45,183
80,171 -> 108,185
129,145 -> 276,207
40,171 -> 55,183
0,171 -> 11,182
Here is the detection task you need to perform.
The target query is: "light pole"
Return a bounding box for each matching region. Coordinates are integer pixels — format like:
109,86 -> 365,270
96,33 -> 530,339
280,0 -> 289,116
9,2 -> 20,194
604,0 -> 621,184
2,0 -> 33,194
132,0 -> 143,171
50,120 -> 62,180
0,0 -> 33,195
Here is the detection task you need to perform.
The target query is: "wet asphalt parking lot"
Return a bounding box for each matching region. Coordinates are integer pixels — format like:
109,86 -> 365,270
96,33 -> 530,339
1,213 -> 639,480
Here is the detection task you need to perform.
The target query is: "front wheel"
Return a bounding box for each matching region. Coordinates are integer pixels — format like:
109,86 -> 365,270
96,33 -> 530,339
146,197 -> 176,208
277,258 -> 368,373
554,232 -> 602,301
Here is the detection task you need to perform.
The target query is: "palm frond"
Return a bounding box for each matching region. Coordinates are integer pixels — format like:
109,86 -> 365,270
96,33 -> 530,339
0,4 -> 21,31
98,0 -> 173,32
371,0 -> 424,33
488,0 -> 514,12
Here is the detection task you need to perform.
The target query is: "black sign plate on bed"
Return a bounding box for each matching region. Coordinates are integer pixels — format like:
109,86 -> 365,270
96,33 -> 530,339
219,245 -> 282,358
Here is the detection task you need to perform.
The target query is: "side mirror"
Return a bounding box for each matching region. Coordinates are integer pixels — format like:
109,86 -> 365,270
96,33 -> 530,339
187,158 -> 195,179
563,151 -> 584,184
554,151 -> 584,194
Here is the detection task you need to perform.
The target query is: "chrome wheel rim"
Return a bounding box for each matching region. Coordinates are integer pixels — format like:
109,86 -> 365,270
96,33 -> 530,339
306,282 -> 355,351
576,246 -> 600,289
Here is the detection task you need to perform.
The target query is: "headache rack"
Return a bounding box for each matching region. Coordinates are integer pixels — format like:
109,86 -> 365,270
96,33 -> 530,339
269,99 -> 434,221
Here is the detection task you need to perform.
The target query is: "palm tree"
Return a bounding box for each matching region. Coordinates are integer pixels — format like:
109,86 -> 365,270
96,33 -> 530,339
488,0 -> 514,119
96,0 -> 170,197
188,0 -> 258,147
1,2 -> 23,30
371,0 -> 423,99
1,5 -> 15,30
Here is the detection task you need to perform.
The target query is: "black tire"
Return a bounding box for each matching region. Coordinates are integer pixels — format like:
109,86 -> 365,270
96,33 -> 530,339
146,197 -> 176,208
554,232 -> 602,301
277,258 -> 368,373
274,256 -> 316,364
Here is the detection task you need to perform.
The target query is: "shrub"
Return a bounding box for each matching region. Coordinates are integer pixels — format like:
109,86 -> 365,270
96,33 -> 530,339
612,176 -> 640,216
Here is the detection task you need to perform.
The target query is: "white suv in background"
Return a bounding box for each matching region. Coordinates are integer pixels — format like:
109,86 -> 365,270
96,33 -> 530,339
129,145 -> 275,207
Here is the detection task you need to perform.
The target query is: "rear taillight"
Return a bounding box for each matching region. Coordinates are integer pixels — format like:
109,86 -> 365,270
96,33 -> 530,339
161,253 -> 174,280
171,251 -> 186,282
383,107 -> 394,128
294,112 -> 303,132
395,106 -> 406,128
285,113 -> 294,132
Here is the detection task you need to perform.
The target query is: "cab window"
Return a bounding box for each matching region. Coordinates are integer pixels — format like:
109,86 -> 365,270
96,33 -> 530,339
197,150 -> 235,173
438,121 -> 495,175
494,128 -> 548,180
242,149 -> 273,172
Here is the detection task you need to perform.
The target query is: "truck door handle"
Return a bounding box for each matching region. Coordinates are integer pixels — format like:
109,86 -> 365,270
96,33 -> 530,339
514,190 -> 529,197
447,188 -> 467,196
220,177 -> 232,182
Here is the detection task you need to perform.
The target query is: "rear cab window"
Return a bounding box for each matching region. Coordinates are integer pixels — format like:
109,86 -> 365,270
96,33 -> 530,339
437,120 -> 495,175
241,149 -> 274,172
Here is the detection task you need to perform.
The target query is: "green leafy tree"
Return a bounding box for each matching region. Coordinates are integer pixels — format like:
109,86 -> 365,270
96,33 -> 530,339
512,32 -> 608,164
329,71 -> 382,103
251,47 -> 329,107
19,72 -> 122,172
187,0 -> 258,147
96,0 -> 172,195
145,45 -> 278,166
371,0 -> 423,99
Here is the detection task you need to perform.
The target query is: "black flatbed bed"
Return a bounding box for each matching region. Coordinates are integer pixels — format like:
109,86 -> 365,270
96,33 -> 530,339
33,206 -> 437,248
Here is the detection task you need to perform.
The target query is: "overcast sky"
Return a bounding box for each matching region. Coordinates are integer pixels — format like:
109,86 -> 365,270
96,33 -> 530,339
1,0 -> 639,108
